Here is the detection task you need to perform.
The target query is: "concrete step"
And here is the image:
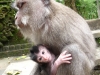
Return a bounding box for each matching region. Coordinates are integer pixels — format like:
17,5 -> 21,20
2,60 -> 37,75
92,30 -> 100,38
0,69 -> 5,75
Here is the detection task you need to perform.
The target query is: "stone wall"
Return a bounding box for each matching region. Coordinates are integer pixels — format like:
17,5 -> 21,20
87,19 -> 100,38
87,19 -> 100,30
0,43 -> 33,58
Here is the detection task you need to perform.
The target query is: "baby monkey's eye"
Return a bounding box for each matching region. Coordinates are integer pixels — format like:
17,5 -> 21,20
42,51 -> 45,54
39,57 -> 42,61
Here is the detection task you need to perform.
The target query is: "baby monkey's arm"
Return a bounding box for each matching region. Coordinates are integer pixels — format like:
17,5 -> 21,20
50,51 -> 72,75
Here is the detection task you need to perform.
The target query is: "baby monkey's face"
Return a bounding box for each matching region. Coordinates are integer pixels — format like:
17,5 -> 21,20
35,46 -> 52,63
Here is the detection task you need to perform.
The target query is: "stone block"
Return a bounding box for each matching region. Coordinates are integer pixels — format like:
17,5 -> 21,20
92,30 -> 100,38
2,60 -> 38,75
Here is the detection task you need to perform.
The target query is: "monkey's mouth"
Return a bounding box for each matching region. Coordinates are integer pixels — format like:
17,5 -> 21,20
15,22 -> 28,28
15,21 -> 23,28
45,56 -> 51,63
15,19 -> 29,28
18,24 -> 25,28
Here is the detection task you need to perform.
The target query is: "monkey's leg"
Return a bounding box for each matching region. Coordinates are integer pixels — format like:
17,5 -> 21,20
56,44 -> 94,75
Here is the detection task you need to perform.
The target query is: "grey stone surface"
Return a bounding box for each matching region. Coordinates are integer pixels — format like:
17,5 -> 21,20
96,47 -> 100,65
2,60 -> 37,75
0,56 -> 31,75
0,69 -> 5,75
92,30 -> 100,38
87,19 -> 100,30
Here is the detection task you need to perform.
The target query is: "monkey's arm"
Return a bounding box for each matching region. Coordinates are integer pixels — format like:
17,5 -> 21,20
50,51 -> 72,75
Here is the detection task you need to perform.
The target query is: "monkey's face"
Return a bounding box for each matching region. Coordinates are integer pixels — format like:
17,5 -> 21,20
13,0 -> 31,28
13,0 -> 51,29
35,46 -> 52,63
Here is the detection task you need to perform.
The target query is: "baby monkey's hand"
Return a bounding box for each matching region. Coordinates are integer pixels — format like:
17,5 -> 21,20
55,51 -> 72,66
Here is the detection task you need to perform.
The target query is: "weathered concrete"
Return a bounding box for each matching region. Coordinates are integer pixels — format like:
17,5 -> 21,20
96,47 -> 100,66
86,19 -> 100,38
2,60 -> 38,75
92,30 -> 100,38
87,19 -> 100,30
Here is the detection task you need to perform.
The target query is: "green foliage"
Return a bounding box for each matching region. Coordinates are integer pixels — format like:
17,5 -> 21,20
6,30 -> 28,45
56,0 -> 65,4
0,0 -> 16,47
75,0 -> 100,45
95,38 -> 100,46
0,0 -> 27,47
76,0 -> 98,19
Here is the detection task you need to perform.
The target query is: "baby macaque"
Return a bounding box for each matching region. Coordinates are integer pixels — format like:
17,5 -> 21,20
30,44 -> 72,75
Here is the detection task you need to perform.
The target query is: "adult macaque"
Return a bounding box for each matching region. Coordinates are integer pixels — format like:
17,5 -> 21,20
30,44 -> 72,75
13,0 -> 96,75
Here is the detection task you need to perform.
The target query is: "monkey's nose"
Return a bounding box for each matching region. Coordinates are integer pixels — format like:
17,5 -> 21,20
44,57 -> 47,61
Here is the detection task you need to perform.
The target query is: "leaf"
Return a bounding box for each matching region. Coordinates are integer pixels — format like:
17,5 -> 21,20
16,56 -> 27,60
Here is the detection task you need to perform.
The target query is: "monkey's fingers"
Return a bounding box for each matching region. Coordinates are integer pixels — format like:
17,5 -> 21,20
61,51 -> 68,55
63,54 -> 71,58
63,61 -> 71,64
63,57 -> 72,61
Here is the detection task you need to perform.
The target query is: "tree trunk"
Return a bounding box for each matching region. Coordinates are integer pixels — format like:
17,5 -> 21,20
64,0 -> 77,12
97,0 -> 100,18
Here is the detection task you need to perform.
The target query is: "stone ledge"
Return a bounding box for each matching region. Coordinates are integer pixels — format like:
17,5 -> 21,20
2,60 -> 38,75
92,30 -> 100,38
96,47 -> 100,65
86,19 -> 100,30
0,48 -> 29,58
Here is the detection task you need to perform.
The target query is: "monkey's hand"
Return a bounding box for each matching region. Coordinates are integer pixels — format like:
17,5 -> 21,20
50,51 -> 72,75
55,51 -> 72,67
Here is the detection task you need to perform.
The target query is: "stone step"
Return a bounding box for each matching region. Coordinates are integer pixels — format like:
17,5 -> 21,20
2,60 -> 37,75
92,30 -> 100,38
87,19 -> 100,30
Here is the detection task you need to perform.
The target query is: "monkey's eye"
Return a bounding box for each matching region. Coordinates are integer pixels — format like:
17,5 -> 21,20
39,57 -> 42,61
17,2 -> 26,8
42,51 -> 45,54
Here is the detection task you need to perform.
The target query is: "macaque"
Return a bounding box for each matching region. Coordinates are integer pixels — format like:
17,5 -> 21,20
13,0 -> 96,75
30,44 -> 72,75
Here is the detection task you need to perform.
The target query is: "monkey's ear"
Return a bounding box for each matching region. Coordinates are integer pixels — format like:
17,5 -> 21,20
41,0 -> 50,6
